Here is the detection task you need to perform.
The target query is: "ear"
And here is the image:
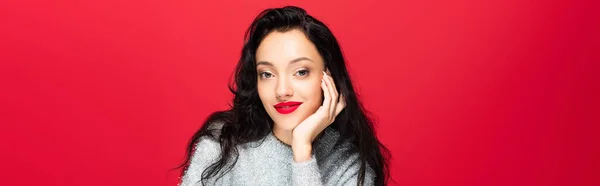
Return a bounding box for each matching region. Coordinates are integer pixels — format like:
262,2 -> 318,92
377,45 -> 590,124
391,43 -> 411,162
325,68 -> 331,76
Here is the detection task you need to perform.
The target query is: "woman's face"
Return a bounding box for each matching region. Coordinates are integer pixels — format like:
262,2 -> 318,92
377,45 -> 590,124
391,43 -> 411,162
256,29 -> 325,132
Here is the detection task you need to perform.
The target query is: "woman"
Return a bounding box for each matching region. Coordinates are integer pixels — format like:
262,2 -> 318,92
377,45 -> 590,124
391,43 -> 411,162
178,6 -> 391,186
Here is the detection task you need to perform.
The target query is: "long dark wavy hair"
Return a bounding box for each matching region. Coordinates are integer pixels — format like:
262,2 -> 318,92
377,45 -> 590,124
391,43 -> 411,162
176,6 -> 391,186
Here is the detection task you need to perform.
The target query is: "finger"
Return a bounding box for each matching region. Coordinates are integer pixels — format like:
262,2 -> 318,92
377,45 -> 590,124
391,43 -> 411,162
323,71 -> 336,121
316,105 -> 327,115
325,72 -> 337,119
325,69 -> 339,100
327,76 -> 339,103
320,76 -> 331,115
335,93 -> 346,116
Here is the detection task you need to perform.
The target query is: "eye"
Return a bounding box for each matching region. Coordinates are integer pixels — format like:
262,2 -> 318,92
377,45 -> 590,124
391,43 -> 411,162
259,72 -> 273,79
295,69 -> 309,77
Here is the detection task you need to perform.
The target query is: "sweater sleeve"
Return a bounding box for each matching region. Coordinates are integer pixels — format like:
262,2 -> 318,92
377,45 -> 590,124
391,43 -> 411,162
336,154 -> 376,186
179,137 -> 221,186
291,154 -> 324,186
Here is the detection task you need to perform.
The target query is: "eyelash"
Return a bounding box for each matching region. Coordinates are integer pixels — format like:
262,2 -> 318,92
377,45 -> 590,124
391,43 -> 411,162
259,69 -> 310,79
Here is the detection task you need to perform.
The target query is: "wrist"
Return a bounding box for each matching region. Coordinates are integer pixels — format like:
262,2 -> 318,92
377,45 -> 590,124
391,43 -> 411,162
291,142 -> 312,162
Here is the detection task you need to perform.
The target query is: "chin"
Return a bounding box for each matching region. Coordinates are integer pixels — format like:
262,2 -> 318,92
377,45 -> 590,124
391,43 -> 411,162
268,103 -> 316,131
273,118 -> 300,131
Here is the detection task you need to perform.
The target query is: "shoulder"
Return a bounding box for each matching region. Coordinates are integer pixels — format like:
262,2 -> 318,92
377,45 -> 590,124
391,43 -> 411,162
315,128 -> 358,164
192,137 -> 221,163
180,122 -> 225,186
317,127 -> 354,154
192,120 -> 226,159
317,128 -> 376,184
199,110 -> 233,139
198,116 -> 227,140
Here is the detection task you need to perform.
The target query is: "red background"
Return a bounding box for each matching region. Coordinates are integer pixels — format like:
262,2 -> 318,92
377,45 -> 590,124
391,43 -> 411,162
1,0 -> 598,185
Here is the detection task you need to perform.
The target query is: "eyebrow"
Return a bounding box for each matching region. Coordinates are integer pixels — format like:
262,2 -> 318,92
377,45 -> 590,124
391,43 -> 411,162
256,57 -> 314,67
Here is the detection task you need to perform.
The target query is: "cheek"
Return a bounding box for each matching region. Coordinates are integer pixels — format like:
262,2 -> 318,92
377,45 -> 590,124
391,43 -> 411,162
310,83 -> 323,100
297,80 -> 323,106
257,83 -> 272,104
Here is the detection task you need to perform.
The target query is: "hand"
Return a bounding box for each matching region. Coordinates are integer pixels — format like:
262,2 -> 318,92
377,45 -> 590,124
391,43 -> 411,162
291,70 -> 346,161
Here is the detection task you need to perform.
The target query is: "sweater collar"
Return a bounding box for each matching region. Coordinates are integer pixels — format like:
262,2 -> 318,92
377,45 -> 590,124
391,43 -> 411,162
261,127 -> 340,162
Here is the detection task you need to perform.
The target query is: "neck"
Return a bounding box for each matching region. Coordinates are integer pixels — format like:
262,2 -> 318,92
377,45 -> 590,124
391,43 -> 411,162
272,126 -> 293,146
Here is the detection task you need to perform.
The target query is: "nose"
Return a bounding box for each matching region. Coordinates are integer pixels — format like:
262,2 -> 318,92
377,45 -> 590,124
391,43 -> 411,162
275,77 -> 293,100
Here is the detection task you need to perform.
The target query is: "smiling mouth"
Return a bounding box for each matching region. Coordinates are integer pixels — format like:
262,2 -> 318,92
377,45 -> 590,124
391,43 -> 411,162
278,105 -> 296,108
274,102 -> 302,114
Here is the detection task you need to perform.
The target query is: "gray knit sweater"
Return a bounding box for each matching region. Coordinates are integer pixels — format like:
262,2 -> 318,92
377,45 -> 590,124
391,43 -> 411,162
180,122 -> 375,186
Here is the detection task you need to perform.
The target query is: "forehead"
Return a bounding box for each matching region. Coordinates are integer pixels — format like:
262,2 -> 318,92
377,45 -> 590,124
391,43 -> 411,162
255,29 -> 323,66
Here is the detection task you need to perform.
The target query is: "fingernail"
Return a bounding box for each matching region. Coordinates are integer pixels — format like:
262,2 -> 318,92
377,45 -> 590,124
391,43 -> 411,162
323,71 -> 327,76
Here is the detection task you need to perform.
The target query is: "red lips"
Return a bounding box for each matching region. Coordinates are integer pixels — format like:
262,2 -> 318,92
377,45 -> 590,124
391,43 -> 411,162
274,101 -> 302,114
